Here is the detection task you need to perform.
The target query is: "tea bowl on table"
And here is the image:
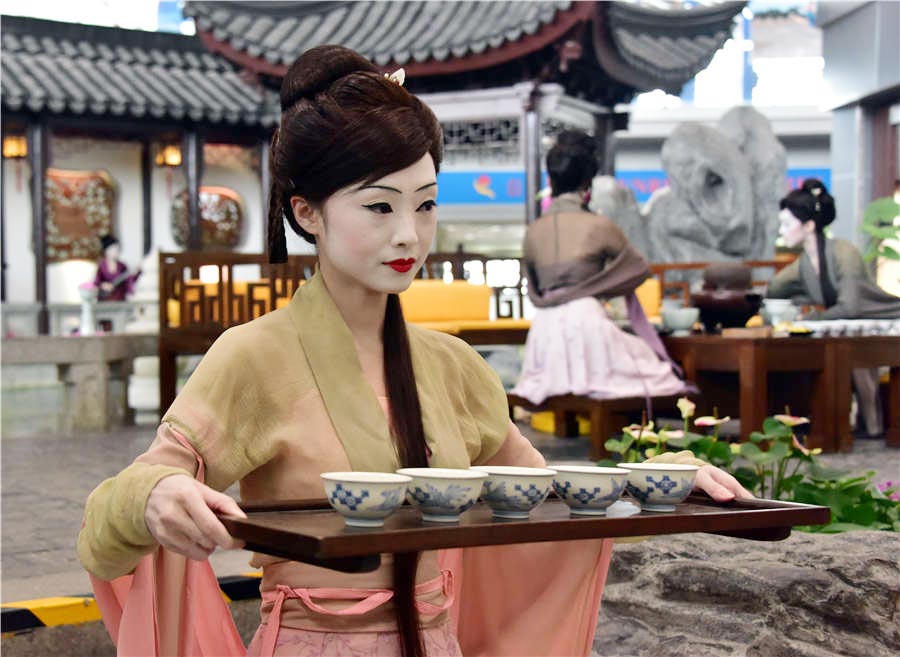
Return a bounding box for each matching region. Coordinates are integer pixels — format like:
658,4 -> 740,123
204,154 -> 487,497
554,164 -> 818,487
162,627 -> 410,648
661,307 -> 700,336
551,466 -> 630,516
321,472 -> 411,527
396,468 -> 487,523
470,465 -> 557,519
617,462 -> 699,512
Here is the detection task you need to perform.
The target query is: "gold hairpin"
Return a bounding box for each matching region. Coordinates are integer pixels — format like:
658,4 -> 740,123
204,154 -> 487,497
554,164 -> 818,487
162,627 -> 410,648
384,68 -> 405,86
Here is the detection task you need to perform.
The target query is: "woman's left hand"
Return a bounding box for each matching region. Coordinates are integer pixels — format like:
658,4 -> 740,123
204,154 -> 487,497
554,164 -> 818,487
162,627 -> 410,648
694,465 -> 754,502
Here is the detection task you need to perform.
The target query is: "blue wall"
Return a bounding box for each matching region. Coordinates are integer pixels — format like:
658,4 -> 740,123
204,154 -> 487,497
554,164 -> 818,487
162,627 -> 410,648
436,169 -> 832,205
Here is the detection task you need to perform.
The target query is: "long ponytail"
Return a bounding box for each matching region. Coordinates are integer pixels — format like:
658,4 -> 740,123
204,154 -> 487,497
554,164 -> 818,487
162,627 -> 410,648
383,293 -> 429,657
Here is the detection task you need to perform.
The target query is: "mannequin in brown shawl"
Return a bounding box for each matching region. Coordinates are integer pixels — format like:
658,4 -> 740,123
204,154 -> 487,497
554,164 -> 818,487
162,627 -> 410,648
768,179 -> 900,437
513,130 -> 689,408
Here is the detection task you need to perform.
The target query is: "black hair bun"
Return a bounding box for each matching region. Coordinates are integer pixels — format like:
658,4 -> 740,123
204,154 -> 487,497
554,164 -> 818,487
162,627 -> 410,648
280,45 -> 379,110
801,178 -> 836,227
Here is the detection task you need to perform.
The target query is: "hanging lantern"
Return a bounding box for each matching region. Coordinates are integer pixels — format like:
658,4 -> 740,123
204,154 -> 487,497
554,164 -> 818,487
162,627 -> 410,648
155,143 -> 182,200
2,135 -> 27,159
155,144 -> 182,167
3,135 -> 28,192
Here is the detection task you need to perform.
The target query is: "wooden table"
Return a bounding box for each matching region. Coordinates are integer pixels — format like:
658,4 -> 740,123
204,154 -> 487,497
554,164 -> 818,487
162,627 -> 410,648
828,336 -> 900,450
663,335 -> 833,449
662,334 -> 900,452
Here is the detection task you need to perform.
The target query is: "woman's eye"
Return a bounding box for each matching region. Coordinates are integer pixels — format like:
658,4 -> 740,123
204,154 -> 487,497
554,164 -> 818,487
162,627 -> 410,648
418,200 -> 437,212
364,202 -> 392,214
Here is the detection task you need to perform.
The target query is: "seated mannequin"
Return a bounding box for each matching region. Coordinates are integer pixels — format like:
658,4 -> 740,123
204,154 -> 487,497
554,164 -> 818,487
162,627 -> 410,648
767,179 -> 900,437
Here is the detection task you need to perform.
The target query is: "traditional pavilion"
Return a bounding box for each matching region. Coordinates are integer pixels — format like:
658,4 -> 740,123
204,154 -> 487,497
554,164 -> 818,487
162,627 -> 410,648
1,1 -> 745,333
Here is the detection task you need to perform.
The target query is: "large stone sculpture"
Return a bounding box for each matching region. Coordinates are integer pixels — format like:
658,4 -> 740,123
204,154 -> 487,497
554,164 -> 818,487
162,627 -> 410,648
591,106 -> 787,269
591,175 -> 648,249
717,106 -> 787,260
646,123 -> 754,262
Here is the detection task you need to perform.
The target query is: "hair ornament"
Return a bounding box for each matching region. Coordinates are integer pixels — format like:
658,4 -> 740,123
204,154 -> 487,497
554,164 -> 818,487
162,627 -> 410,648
384,68 -> 405,86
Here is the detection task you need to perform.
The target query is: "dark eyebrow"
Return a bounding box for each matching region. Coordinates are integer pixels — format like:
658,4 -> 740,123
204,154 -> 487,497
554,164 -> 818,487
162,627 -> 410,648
359,182 -> 438,193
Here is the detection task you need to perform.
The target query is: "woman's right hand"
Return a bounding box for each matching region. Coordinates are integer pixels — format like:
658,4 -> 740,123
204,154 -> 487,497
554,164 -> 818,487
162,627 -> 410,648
145,474 -> 246,561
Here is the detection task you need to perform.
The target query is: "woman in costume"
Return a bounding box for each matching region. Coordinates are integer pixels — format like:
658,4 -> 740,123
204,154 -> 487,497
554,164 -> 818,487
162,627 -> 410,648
767,178 -> 900,438
94,234 -> 141,301
513,130 -> 689,405
78,47 -> 749,657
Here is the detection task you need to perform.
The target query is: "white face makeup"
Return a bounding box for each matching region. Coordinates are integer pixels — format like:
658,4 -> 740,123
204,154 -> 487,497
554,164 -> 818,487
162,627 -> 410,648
302,153 -> 438,296
104,244 -> 121,261
778,208 -> 811,249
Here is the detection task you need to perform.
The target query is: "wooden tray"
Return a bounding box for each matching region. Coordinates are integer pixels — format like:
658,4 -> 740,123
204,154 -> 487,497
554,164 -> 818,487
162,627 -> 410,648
220,495 -> 830,573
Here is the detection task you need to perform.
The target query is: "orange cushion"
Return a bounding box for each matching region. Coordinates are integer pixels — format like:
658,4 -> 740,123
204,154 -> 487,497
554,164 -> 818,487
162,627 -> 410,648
399,280 -> 492,322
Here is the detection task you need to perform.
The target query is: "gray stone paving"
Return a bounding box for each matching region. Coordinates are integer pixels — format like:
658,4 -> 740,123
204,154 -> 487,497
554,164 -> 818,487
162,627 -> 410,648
1,421 -> 897,603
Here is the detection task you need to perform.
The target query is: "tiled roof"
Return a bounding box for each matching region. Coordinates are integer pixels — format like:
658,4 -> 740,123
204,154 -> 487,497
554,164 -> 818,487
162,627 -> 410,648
1,15 -> 278,126
186,0 -> 744,98
185,0 -> 575,69
597,1 -> 745,94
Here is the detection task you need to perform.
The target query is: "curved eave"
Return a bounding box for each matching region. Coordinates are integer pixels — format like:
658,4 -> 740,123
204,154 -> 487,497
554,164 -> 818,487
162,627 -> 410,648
593,1 -> 742,95
197,1 -> 595,79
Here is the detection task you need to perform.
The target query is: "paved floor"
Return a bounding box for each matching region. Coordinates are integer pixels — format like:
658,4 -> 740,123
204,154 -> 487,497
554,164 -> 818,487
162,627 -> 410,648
2,422 -> 897,603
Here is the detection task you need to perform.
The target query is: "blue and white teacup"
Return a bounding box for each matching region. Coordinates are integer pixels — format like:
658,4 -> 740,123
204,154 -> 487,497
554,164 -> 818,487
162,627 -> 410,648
617,463 -> 699,512
551,466 -> 630,516
396,468 -> 487,523
321,472 -> 412,527
470,465 -> 557,519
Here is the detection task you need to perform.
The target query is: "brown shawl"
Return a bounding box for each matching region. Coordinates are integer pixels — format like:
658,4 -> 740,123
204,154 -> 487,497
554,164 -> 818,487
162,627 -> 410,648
524,193 -> 650,307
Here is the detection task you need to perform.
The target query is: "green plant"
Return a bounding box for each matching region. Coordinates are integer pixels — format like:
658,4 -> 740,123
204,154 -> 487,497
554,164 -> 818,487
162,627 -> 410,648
733,415 -> 817,499
861,196 -> 900,262
793,464 -> 900,532
599,400 -> 898,533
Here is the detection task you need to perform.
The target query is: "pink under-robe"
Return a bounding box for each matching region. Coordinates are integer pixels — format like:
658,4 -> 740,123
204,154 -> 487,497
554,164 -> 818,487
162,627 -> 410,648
91,424 -> 613,657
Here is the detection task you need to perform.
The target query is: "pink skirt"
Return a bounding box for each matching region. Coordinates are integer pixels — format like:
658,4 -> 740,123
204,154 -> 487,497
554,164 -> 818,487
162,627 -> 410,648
245,621 -> 462,657
512,297 -> 685,404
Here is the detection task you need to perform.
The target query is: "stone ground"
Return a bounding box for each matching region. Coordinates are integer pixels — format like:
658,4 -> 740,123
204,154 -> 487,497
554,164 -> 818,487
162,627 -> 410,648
2,420 -> 897,604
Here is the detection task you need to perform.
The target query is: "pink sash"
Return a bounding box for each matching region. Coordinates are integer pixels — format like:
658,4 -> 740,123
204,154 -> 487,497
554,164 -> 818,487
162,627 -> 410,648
259,570 -> 454,656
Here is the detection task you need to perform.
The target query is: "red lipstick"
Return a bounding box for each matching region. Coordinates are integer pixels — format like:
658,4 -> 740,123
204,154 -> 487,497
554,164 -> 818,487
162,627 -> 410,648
384,258 -> 415,273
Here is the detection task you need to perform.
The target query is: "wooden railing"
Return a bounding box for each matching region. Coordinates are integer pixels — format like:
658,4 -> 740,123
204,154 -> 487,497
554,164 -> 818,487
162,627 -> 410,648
157,251 -> 794,413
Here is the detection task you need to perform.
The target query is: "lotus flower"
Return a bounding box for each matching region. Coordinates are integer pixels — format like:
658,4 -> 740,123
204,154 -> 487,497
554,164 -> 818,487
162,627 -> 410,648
622,422 -> 657,442
774,414 -> 810,427
676,397 -> 696,420
694,416 -> 731,427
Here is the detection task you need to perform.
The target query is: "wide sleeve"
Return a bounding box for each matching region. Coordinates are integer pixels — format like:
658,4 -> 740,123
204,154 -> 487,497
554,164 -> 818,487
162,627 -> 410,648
451,343 -> 513,466
817,241 -> 867,319
76,452 -> 190,581
77,326 -> 275,580
766,259 -> 806,300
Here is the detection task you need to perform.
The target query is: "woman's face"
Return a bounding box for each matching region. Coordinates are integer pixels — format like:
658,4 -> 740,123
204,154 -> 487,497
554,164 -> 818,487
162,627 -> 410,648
104,243 -> 121,261
778,208 -> 813,249
310,154 -> 438,295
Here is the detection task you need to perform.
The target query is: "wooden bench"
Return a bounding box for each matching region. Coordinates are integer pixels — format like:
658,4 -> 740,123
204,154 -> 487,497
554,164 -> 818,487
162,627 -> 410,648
507,393 -> 683,461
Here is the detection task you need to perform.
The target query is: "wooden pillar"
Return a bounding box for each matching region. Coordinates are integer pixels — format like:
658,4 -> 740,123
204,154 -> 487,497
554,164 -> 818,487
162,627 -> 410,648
27,120 -> 49,334
259,136 -> 270,250
141,141 -> 153,255
183,129 -> 203,251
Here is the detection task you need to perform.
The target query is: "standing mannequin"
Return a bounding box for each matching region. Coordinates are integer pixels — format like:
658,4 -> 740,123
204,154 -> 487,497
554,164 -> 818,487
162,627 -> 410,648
94,235 -> 141,301
768,179 -> 900,437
